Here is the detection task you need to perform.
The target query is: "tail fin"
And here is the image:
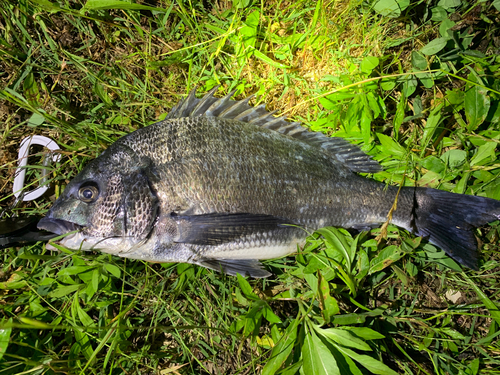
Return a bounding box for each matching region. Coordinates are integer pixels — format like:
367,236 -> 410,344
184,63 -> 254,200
410,188 -> 500,269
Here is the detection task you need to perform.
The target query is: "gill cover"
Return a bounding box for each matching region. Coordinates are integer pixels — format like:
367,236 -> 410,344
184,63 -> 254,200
39,143 -> 159,248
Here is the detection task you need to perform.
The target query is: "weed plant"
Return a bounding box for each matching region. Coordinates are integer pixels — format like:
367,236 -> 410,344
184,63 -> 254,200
1,0 -> 500,374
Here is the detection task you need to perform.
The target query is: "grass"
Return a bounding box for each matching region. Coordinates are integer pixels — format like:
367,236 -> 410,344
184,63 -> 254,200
1,0 -> 500,373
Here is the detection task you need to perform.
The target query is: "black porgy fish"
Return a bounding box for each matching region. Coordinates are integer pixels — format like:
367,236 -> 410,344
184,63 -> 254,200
38,87 -> 500,277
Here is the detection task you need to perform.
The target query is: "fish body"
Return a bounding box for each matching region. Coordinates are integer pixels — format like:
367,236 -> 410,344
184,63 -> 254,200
38,88 -> 500,277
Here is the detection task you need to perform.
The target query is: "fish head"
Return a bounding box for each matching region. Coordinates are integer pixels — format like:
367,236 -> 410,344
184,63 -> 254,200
38,143 -> 159,254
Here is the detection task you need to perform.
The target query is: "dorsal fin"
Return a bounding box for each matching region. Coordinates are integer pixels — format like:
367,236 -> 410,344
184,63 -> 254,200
166,87 -> 382,173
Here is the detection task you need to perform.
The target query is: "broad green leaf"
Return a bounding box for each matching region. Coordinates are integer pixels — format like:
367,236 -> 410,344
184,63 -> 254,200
318,275 -> 340,322
335,345 -> 398,375
439,18 -> 456,38
439,327 -> 465,340
235,287 -> 249,306
485,178 -> 500,200
316,227 -> 352,267
233,0 -> 252,9
431,7 -> 448,21
356,249 -> 369,280
28,112 -> 45,127
77,304 -> 96,328
343,96 -> 363,133
0,318 -> 12,361
402,75 -> 418,97
91,269 -> 99,295
239,15 -> 257,48
411,51 -> 427,70
243,301 -> 265,336
380,78 -> 396,91
317,327 -> 372,351
58,265 -> 96,277
338,327 -> 385,340
397,0 -> 410,11
415,71 -> 434,88
453,172 -> 470,194
32,0 -> 62,12
420,38 -> 448,55
361,97 -> 373,143
418,170 -> 441,188
441,149 -> 467,169
23,72 -> 40,106
302,330 -> 340,375
376,133 -> 406,158
94,82 -> 113,106
485,101 -> 500,123
304,272 -> 319,294
280,361 -> 303,375
332,313 -> 366,325
420,104 -> 444,157
245,9 -> 260,28
472,169 -> 494,182
446,89 -> 464,105
261,319 -> 298,375
71,293 -> 95,361
470,142 -> 496,166
104,263 -> 121,278
372,0 -> 405,17
469,358 -> 480,375
0,271 -> 28,290
263,306 -> 282,324
465,84 -> 491,131
331,346 -> 364,375
421,156 -> 445,173
393,90 -> 406,137
438,0 -> 461,9
48,284 -> 81,298
73,326 -> 94,361
369,245 -> 404,274
252,47 -> 290,69
366,92 -> 385,119
237,273 -> 259,300
392,264 -> 409,285
304,254 -> 326,274
360,56 -> 379,74
18,317 -> 52,328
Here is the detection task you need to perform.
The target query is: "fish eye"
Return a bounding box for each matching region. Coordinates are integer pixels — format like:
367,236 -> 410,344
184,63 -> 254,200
78,182 -> 99,203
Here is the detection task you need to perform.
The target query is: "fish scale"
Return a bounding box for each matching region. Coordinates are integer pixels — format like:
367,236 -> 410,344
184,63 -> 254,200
38,87 -> 500,277
129,117 -> 340,219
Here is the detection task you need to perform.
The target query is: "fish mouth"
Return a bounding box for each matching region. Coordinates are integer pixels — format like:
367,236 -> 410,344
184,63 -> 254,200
37,217 -> 83,235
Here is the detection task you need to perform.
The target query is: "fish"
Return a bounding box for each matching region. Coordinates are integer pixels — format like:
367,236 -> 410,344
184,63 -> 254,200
37,87 -> 500,278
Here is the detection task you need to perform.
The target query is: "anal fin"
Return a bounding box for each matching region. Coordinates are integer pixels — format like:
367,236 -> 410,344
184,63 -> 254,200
197,258 -> 271,278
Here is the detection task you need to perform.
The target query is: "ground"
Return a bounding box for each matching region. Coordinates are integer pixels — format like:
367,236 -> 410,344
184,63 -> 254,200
1,0 -> 500,374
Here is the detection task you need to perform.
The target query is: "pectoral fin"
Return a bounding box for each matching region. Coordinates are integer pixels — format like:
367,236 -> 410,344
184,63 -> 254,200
172,212 -> 294,246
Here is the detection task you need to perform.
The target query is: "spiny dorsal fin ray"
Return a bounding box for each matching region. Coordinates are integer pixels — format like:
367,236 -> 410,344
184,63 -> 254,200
166,87 -> 382,173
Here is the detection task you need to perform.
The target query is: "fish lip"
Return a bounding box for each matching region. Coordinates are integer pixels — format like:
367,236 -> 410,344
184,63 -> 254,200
37,217 -> 83,235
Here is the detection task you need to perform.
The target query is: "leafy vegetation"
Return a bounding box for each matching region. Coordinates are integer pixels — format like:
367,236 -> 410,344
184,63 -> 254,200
1,0 -> 500,374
